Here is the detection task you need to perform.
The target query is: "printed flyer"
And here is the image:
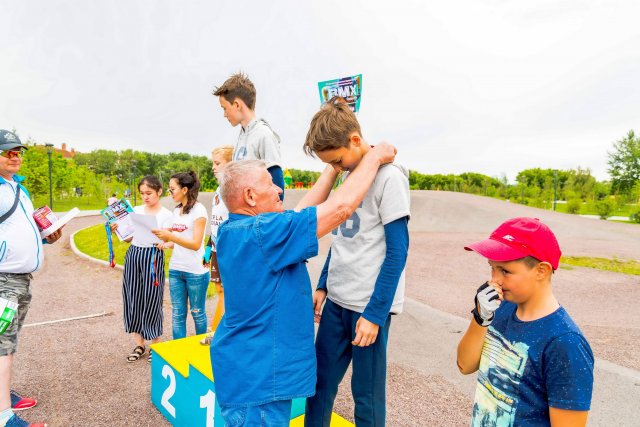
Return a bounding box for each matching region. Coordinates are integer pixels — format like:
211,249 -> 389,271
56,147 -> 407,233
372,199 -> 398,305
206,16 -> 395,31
100,198 -> 134,241
318,74 -> 362,112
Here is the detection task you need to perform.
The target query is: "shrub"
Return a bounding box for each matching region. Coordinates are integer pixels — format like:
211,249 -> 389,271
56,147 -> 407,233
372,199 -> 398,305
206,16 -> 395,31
630,207 -> 640,224
566,199 -> 582,214
595,198 -> 616,220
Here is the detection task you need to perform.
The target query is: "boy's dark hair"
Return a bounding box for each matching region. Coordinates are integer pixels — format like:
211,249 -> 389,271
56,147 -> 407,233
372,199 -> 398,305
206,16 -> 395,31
171,171 -> 200,215
304,96 -> 362,156
213,72 -> 256,110
138,175 -> 163,193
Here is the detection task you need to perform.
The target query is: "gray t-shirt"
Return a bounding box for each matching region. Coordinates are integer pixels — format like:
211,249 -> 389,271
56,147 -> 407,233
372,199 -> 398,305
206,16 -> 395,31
326,163 -> 411,314
233,118 -> 281,169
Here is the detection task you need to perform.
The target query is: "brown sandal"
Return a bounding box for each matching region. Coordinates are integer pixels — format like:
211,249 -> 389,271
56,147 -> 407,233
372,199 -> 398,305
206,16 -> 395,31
127,345 -> 145,362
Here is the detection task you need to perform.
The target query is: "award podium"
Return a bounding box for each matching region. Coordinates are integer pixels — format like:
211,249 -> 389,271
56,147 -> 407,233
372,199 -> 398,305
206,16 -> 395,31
150,335 -> 353,426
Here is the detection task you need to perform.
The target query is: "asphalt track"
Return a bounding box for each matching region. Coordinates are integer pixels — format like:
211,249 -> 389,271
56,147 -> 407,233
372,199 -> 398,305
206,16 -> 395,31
12,190 -> 640,426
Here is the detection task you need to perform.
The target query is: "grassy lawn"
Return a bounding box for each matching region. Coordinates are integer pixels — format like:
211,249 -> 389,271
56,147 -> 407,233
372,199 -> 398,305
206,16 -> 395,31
73,223 -> 136,267
561,256 -> 640,275
73,224 -> 218,296
551,202 -> 636,217
33,196 -> 108,211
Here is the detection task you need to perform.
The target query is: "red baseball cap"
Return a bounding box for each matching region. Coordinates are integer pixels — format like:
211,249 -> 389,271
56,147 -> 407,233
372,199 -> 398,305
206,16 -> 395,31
464,217 -> 562,270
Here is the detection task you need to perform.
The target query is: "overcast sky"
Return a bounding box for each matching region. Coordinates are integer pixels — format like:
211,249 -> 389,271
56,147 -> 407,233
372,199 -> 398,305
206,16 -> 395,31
2,0 -> 639,182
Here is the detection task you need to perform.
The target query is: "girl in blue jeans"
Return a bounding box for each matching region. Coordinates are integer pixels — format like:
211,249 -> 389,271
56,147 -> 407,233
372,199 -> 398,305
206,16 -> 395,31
153,171 -> 209,340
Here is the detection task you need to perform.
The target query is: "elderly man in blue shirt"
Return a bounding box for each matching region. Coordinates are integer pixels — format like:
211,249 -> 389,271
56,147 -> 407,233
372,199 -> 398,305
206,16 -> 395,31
210,143 -> 396,426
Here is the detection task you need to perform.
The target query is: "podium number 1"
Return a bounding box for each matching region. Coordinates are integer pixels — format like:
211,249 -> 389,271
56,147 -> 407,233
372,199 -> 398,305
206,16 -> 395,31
200,390 -> 216,427
161,365 -> 177,417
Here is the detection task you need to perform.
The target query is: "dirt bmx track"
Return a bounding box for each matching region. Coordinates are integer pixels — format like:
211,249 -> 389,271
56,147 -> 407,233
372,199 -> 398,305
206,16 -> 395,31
13,190 -> 640,426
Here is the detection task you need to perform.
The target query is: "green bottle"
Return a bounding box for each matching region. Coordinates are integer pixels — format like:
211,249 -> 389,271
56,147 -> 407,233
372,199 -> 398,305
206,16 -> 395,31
0,297 -> 18,335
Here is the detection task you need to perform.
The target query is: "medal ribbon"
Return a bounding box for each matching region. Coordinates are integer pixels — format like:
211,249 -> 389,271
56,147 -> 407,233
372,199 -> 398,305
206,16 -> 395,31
105,222 -> 116,268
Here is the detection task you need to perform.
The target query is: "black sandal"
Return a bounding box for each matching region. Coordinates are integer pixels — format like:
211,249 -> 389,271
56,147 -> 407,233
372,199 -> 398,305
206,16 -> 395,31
127,345 -> 145,363
147,349 -> 152,364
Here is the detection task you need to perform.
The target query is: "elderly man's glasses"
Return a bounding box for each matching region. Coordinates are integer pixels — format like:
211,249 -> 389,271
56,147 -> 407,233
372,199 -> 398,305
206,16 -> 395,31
0,149 -> 24,159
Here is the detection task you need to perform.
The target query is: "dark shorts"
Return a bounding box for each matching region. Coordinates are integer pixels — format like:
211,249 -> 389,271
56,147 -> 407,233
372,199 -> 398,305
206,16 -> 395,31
0,273 -> 32,356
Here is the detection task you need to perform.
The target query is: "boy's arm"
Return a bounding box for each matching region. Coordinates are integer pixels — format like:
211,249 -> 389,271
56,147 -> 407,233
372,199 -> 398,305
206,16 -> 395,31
353,217 -> 408,347
313,248 -> 332,323
295,165 -> 339,211
358,215 -> 409,321
549,408 -> 588,427
457,282 -> 502,374
267,165 -> 285,201
317,248 -> 331,292
456,320 -> 489,374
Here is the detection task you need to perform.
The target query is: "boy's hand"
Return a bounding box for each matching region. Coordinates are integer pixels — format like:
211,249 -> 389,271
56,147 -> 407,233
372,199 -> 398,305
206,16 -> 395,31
369,142 -> 397,166
109,222 -> 118,232
313,289 -> 327,323
352,316 -> 379,347
472,281 -> 502,327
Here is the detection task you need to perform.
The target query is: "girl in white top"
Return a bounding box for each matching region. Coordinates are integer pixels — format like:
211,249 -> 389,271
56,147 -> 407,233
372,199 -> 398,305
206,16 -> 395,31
153,171 -> 209,340
200,145 -> 233,345
113,176 -> 172,363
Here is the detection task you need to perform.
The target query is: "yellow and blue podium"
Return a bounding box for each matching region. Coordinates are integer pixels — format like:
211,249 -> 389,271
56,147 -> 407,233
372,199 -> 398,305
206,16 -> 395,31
151,335 -> 353,426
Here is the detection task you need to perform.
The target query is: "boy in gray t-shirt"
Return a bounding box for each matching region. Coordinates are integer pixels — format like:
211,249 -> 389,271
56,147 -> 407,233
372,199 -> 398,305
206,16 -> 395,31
302,98 -> 410,427
212,72 -> 284,199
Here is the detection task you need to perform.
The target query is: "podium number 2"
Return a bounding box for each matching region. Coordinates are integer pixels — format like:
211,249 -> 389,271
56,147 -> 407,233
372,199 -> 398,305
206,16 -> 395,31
161,365 -> 177,417
200,390 -> 216,427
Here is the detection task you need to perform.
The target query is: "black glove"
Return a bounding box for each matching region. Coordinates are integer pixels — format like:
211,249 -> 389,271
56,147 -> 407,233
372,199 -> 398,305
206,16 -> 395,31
471,282 -> 501,327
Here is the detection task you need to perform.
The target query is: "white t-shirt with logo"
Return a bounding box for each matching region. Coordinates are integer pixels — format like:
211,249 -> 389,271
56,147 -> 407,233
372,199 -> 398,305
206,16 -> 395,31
210,187 -> 229,251
168,202 -> 208,274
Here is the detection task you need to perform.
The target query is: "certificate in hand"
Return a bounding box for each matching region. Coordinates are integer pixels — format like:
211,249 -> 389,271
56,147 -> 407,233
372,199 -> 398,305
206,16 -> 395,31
130,212 -> 163,246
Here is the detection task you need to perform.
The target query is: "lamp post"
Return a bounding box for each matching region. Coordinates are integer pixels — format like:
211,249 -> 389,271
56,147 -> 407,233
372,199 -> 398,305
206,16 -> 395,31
553,170 -> 558,211
131,160 -> 137,206
45,143 -> 54,209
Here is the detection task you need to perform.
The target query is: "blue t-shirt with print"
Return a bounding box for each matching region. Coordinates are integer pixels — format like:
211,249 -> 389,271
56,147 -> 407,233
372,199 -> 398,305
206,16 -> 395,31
210,207 -> 318,407
472,301 -> 594,426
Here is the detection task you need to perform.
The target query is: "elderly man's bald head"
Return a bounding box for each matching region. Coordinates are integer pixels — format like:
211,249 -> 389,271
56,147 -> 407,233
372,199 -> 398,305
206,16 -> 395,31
219,160 -> 284,215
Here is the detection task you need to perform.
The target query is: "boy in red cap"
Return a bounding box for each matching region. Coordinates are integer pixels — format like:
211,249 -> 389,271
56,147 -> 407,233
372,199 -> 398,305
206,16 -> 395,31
457,217 -> 594,427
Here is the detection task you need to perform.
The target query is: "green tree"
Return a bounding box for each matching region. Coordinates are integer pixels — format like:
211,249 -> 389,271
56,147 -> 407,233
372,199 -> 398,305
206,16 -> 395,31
563,167 -> 596,201
595,198 -> 616,220
608,130 -> 640,195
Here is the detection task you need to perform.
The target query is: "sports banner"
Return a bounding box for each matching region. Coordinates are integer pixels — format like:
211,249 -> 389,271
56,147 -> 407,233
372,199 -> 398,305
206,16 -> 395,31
318,74 -> 362,113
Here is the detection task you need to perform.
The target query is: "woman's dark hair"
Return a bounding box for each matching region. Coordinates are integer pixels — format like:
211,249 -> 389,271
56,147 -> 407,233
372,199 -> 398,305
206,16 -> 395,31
138,175 -> 163,193
170,171 -> 200,214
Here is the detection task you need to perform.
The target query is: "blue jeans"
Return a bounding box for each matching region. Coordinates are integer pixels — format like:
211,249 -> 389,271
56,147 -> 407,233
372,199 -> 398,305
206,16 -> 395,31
220,400 -> 292,427
305,299 -> 391,427
168,269 -> 209,339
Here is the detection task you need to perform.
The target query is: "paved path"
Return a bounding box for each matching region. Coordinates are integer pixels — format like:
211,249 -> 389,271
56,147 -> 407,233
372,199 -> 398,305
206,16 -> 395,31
13,190 -> 640,426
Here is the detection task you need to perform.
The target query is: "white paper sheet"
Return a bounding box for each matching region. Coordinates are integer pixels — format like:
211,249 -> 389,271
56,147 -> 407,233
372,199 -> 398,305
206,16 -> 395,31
40,207 -> 80,238
129,212 -> 162,245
